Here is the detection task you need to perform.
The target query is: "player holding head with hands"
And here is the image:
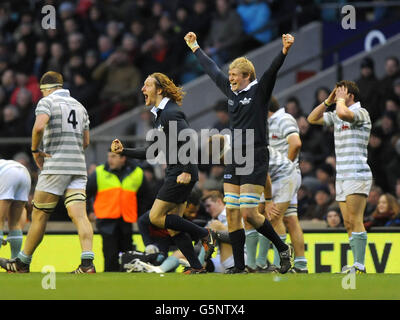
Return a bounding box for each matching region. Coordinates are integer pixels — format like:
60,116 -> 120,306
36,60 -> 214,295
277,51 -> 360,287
307,80 -> 372,273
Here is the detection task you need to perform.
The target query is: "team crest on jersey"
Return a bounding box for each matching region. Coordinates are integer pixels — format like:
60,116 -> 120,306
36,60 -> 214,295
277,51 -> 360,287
271,134 -> 279,139
228,99 -> 234,106
157,124 -> 164,131
224,174 -> 232,179
239,97 -> 252,105
341,124 -> 350,131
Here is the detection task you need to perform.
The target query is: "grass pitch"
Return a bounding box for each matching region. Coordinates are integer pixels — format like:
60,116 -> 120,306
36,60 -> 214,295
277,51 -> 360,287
0,273 -> 399,300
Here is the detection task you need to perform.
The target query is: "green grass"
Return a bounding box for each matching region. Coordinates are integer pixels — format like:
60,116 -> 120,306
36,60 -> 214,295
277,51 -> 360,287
0,273 -> 399,300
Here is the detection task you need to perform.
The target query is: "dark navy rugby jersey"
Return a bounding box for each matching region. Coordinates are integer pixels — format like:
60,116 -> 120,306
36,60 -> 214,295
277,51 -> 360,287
194,48 -> 286,148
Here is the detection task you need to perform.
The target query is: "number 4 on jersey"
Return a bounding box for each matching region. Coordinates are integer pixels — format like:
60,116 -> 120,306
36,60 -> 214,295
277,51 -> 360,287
68,110 -> 78,129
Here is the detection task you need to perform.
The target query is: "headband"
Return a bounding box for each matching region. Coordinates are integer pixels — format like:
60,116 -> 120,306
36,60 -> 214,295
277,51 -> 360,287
39,83 -> 62,90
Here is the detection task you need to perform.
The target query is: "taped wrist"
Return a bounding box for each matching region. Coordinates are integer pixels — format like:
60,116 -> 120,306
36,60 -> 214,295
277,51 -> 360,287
186,40 -> 199,50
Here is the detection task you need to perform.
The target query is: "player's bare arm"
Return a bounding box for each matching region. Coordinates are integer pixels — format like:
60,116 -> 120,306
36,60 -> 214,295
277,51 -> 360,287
307,87 -> 336,125
31,113 -> 51,170
335,86 -> 355,122
287,134 -> 302,162
83,130 -> 90,150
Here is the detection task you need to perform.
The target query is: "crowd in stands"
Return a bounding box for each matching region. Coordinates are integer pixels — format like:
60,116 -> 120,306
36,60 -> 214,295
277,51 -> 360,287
0,0 -> 399,229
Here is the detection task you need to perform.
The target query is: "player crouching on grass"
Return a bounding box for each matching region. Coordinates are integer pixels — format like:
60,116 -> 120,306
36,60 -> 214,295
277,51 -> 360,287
111,72 -> 216,274
307,81 -> 372,274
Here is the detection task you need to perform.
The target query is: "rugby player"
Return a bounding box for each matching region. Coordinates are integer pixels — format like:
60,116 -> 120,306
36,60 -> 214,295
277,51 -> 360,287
111,72 -> 216,274
307,81 -> 372,273
0,160 -> 31,258
257,98 -> 308,273
0,71 -> 95,273
184,32 -> 295,273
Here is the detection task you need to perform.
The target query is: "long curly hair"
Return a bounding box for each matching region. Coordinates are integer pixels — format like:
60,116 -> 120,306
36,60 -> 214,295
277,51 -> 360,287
150,72 -> 185,106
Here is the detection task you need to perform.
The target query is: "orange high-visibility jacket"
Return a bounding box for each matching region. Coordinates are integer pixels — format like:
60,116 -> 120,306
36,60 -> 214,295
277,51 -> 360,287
94,164 -> 144,223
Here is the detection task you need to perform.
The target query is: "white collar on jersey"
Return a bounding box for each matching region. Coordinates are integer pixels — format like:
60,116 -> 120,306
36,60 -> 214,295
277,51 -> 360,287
150,97 -> 170,119
232,79 -> 258,95
348,101 -> 361,110
48,88 -> 70,97
269,107 -> 285,121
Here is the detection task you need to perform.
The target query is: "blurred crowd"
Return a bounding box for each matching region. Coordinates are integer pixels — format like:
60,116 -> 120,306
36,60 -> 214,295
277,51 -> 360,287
0,0 -> 399,230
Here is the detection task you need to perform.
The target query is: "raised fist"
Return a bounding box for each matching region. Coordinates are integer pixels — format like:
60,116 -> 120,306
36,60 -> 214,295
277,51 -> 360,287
111,139 -> 124,154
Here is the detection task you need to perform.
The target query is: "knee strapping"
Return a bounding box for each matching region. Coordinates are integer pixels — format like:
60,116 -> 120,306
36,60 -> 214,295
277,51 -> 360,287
32,201 -> 58,214
285,205 -> 298,217
64,191 -> 86,208
224,193 -> 240,209
239,193 -> 260,208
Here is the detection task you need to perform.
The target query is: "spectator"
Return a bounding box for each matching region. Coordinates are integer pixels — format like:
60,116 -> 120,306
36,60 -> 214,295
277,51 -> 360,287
84,49 -> 99,75
212,100 -> 229,131
32,40 -> 49,80
10,69 -> 41,105
106,20 -> 122,46
379,56 -> 400,106
297,116 -> 330,165
67,32 -> 85,57
302,185 -> 333,221
0,105 -> 23,158
1,69 -> 15,100
237,0 -> 272,47
356,57 -> 381,122
377,111 -> 398,142
129,19 -> 148,49
285,96 -> 302,118
204,0 -> 243,66
297,185 -> 312,219
364,193 -> 400,229
92,47 -> 141,121
12,40 -> 33,74
314,86 -> 330,107
365,185 -> 383,218
97,35 -> 114,62
47,42 -> 66,74
385,135 -> 400,193
69,71 -> 98,111
326,209 -> 344,228
189,0 -> 212,47
15,88 -> 35,136
368,126 -> 393,191
316,163 -> 335,185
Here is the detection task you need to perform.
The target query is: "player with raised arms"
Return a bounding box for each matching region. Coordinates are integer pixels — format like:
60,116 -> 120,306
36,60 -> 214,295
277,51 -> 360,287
184,32 -> 295,273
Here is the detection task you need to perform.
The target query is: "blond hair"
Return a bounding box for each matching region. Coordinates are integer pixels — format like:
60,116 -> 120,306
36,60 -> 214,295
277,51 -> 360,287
150,72 -> 185,106
229,57 -> 256,82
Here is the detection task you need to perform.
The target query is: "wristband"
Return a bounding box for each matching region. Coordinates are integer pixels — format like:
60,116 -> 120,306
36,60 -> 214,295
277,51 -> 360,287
324,100 -> 332,107
186,40 -> 199,51
336,98 -> 345,103
31,149 -> 40,153
265,198 -> 272,203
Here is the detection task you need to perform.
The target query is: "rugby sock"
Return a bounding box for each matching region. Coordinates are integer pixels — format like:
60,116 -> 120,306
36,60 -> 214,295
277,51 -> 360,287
171,232 -> 202,269
229,229 -> 246,270
272,235 -> 287,266
352,232 -> 367,268
294,256 -> 308,270
160,256 -> 180,273
81,251 -> 95,267
245,229 -> 258,269
17,251 -> 32,265
349,236 -> 355,265
7,230 -> 23,258
165,215 -> 208,240
256,219 -> 288,252
215,230 -> 231,243
0,230 -> 3,250
198,246 -> 206,265
256,234 -> 270,268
